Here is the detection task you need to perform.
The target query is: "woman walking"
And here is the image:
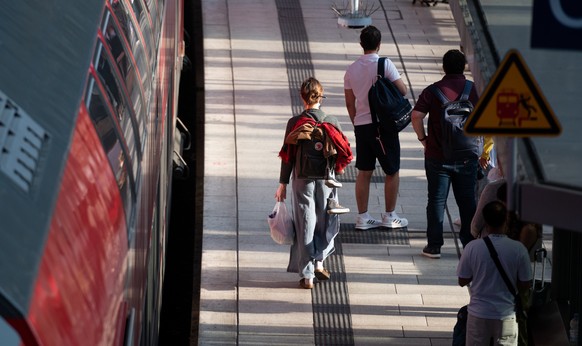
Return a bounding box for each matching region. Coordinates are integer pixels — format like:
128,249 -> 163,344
275,77 -> 352,289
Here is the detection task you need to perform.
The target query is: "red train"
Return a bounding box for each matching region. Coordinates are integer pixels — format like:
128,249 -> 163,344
0,0 -> 188,344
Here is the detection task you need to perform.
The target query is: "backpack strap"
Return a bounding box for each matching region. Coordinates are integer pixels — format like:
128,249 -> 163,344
459,80 -> 473,101
428,84 -> 450,104
429,80 -> 474,104
377,57 -> 386,78
370,57 -> 386,130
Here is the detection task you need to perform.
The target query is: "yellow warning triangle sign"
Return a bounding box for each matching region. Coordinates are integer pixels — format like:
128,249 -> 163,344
465,49 -> 561,137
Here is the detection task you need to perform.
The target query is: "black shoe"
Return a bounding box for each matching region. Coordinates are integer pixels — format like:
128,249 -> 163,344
421,246 -> 441,259
327,198 -> 350,214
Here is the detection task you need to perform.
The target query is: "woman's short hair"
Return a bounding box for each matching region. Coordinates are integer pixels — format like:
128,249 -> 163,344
300,77 -> 324,106
360,25 -> 381,51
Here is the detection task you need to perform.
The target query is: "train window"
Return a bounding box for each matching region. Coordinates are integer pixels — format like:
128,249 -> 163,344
102,12 -> 147,144
110,0 -> 150,94
130,0 -> 155,66
102,12 -> 129,84
110,0 -> 134,45
156,0 -> 165,35
144,0 -> 155,16
144,0 -> 160,44
108,2 -> 149,150
126,17 -> 152,123
85,77 -> 134,224
94,41 -> 140,180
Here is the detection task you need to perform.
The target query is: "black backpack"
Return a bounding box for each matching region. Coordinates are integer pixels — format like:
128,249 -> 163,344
296,112 -> 332,180
368,57 -> 412,132
429,80 -> 482,162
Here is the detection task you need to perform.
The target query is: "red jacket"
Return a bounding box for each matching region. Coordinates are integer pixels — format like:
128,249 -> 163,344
279,116 -> 353,173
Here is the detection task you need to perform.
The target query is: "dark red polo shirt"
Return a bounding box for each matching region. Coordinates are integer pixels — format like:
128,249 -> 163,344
413,74 -> 479,162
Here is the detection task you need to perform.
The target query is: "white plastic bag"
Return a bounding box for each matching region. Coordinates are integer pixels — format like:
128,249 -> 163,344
268,202 -> 294,245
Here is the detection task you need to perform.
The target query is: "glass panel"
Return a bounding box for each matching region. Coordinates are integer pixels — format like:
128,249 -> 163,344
110,2 -> 148,147
103,12 -> 130,86
144,0 -> 159,44
85,78 -> 133,222
95,43 -> 139,180
130,0 -> 155,65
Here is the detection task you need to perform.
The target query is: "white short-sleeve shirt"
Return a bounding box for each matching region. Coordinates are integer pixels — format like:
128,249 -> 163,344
344,53 -> 401,126
457,235 -> 532,319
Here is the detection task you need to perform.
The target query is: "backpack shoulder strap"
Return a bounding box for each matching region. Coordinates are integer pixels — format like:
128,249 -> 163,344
428,83 -> 449,104
377,57 -> 386,78
459,80 -> 473,101
430,80 -> 474,104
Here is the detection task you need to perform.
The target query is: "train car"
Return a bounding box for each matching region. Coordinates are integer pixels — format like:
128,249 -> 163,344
0,0 -> 188,344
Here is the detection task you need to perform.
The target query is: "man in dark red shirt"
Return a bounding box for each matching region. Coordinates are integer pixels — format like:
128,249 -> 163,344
411,49 -> 480,258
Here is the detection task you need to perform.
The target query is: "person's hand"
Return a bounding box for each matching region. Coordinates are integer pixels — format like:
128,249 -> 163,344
275,184 -> 287,202
336,168 -> 344,175
478,157 -> 489,170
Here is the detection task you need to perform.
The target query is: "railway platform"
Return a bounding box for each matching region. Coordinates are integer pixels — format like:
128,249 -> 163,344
195,0 -> 551,344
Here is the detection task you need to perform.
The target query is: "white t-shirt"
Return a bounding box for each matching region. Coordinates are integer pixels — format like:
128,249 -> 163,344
457,235 -> 532,319
344,53 -> 401,126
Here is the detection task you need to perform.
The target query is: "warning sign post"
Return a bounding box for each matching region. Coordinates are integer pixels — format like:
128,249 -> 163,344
465,49 -> 561,137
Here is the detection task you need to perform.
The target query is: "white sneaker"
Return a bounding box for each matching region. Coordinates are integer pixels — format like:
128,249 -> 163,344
325,177 -> 343,188
381,213 -> 408,228
355,215 -> 382,230
327,198 -> 350,214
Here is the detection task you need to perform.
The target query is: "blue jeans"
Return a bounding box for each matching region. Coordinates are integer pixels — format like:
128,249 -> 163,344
425,158 -> 477,248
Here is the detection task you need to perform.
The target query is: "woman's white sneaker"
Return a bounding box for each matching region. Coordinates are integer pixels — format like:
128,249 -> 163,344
327,198 -> 350,214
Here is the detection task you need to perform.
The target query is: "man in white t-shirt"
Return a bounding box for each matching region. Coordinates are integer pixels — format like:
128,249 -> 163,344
343,25 -> 408,230
457,201 -> 532,345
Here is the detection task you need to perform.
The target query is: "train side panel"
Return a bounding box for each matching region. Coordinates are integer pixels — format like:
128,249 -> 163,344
28,107 -> 128,346
0,0 -> 186,344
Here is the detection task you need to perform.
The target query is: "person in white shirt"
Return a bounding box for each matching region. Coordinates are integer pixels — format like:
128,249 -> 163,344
343,25 -> 408,231
457,201 -> 532,345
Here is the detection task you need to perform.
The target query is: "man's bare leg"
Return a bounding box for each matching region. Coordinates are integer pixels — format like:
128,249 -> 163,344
355,170 -> 374,213
384,171 -> 400,212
